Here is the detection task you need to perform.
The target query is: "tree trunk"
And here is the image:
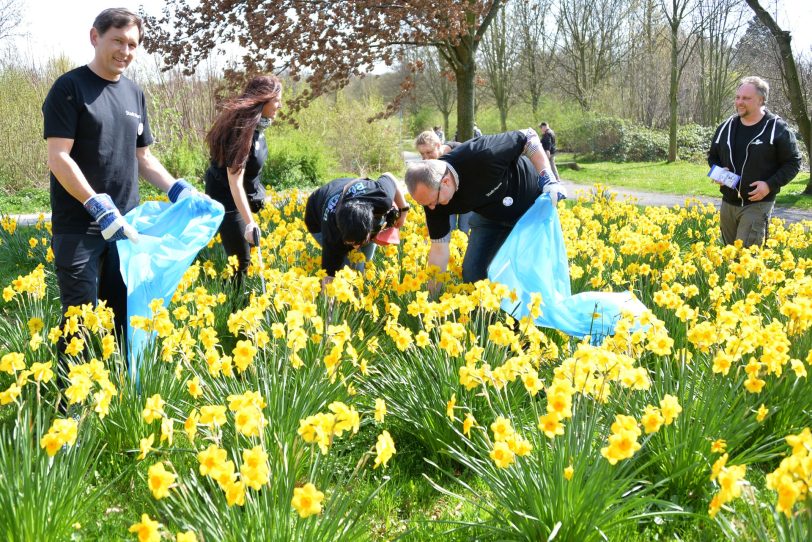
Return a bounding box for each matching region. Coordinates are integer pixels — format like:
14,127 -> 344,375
668,22 -> 679,162
455,59 -> 476,142
743,0 -> 812,193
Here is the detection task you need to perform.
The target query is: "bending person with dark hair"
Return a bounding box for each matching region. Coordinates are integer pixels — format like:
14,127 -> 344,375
204,75 -> 282,281
304,174 -> 410,281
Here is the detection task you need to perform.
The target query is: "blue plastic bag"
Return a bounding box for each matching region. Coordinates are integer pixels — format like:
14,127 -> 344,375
117,196 -> 224,380
488,194 -> 647,339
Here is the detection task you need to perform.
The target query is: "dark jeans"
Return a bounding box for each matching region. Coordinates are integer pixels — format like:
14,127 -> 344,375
218,209 -> 251,278
462,213 -> 517,283
310,232 -> 376,272
450,212 -> 472,235
52,233 -> 127,379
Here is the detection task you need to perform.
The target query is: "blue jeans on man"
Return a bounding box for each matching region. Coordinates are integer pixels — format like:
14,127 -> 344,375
462,213 -> 517,283
450,212 -> 472,235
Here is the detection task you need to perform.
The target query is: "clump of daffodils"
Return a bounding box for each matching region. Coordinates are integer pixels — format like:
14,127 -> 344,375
297,401 -> 360,454
765,428 -> 812,517
39,418 -> 78,457
708,453 -> 747,517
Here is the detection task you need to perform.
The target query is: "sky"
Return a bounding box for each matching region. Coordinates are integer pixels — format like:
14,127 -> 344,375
6,0 -> 812,69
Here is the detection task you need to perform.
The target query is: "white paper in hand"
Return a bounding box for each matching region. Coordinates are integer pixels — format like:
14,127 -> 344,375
708,165 -> 741,189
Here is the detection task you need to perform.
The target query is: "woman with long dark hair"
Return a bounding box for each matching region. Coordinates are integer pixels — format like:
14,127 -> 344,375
204,75 -> 282,279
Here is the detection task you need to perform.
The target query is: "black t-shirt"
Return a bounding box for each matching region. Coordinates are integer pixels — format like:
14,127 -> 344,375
732,116 -> 768,175
541,129 -> 556,154
43,66 -> 153,234
424,131 -> 540,240
304,176 -> 397,276
204,129 -> 268,211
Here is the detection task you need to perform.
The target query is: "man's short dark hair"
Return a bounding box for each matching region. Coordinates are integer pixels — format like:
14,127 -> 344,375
336,199 -> 375,246
539,122 -> 548,128
93,8 -> 144,43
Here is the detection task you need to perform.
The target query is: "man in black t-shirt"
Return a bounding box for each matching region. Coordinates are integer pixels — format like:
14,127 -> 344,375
707,76 -> 801,247
404,129 -> 557,291
43,8 -> 190,360
304,173 -> 409,280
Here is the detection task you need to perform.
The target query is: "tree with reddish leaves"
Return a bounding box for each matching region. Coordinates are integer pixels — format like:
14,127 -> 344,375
143,0 -> 506,142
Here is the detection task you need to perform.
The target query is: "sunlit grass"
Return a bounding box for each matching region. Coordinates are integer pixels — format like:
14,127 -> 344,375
559,155 -> 812,210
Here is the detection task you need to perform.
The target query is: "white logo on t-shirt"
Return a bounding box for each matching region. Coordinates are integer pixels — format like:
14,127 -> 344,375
752,139 -> 763,145
125,110 -> 141,119
137,123 -> 144,136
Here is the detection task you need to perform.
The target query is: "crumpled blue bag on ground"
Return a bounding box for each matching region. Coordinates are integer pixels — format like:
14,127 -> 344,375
488,194 -> 647,339
117,196 -> 224,380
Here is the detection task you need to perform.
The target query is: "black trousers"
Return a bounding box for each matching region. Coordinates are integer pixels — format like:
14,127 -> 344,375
52,233 -> 128,380
218,209 -> 251,276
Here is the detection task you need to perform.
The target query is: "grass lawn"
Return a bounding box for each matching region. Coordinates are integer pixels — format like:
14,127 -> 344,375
0,188 -> 50,215
558,154 -> 812,210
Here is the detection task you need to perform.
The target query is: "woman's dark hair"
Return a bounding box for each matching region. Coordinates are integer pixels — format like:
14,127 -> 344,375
336,199 -> 376,246
93,8 -> 144,42
206,75 -> 282,171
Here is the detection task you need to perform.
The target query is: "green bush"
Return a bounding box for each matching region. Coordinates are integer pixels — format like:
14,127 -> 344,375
154,138 -> 209,181
565,117 -> 627,160
564,116 -> 715,163
624,127 -> 669,162
262,129 -> 332,190
677,124 -> 716,162
0,62 -> 65,193
407,106 -> 441,139
299,92 -> 403,178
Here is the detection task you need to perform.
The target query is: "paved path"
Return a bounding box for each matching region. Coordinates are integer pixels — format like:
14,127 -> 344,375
560,180 -> 812,225
402,150 -> 812,226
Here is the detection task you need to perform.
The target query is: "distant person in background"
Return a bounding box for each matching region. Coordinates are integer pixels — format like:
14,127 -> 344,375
433,125 -> 445,143
539,122 -> 560,181
707,76 -> 801,247
204,75 -> 282,282
453,123 -> 483,142
415,130 -> 460,160
415,130 -> 471,234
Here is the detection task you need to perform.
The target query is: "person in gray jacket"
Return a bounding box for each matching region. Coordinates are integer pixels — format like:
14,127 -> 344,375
707,76 -> 801,247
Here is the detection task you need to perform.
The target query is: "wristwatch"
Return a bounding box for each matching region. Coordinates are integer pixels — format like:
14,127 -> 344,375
398,205 -> 411,213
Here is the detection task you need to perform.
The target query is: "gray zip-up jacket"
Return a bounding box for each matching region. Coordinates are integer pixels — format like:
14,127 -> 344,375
707,110 -> 802,205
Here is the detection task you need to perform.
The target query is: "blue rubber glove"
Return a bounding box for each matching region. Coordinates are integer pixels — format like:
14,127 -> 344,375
83,194 -> 139,242
539,171 -> 568,204
167,178 -> 196,203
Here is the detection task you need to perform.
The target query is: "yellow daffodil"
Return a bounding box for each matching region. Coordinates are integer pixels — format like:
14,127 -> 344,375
291,482 -> 325,518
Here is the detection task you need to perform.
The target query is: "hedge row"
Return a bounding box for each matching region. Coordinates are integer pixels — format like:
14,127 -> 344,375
562,118 -> 716,162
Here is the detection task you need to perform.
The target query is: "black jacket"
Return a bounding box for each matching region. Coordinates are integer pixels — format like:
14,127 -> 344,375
707,111 -> 801,205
